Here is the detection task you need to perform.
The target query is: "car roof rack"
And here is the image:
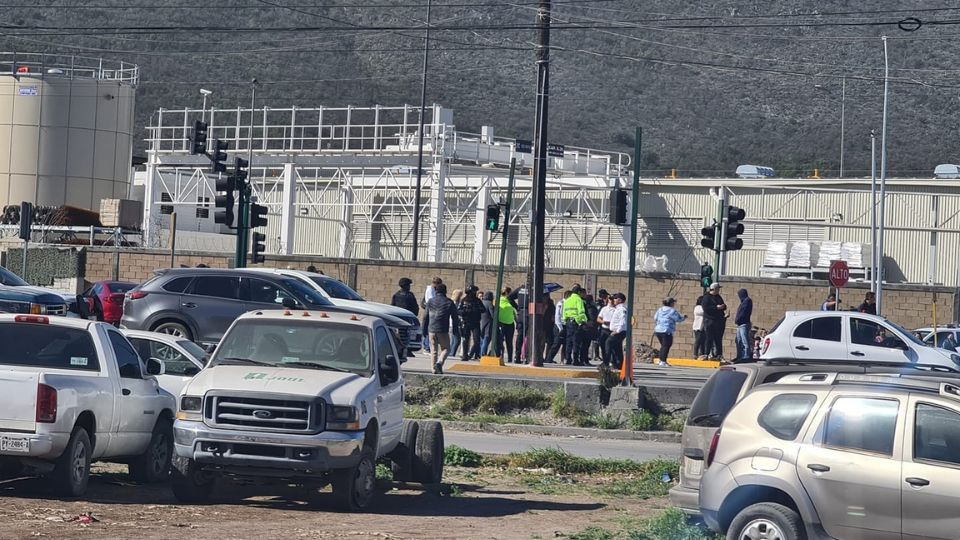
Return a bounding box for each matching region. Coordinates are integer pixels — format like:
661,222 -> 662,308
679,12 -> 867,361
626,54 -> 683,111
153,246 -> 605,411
761,357 -> 960,374
773,372 -> 960,402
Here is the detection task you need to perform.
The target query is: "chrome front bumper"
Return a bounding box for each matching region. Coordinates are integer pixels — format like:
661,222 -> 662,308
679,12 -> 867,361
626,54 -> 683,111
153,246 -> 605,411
174,420 -> 364,474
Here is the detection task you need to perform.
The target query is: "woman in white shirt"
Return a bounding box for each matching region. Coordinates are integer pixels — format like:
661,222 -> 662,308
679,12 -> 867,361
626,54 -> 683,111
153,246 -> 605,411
692,295 -> 706,360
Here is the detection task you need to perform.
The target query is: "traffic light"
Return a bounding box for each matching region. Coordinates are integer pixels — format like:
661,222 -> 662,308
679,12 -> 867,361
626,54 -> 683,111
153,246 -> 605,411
214,175 -> 236,227
700,263 -> 713,289
700,222 -> 718,251
233,156 -> 248,186
209,139 -> 229,174
250,232 -> 266,264
189,120 -> 208,155
485,204 -> 501,232
250,203 -> 268,228
725,206 -> 746,251
609,189 -> 627,225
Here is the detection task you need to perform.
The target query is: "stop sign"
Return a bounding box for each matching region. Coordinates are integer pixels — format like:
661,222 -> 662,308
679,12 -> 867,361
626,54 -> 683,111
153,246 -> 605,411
829,260 -> 849,288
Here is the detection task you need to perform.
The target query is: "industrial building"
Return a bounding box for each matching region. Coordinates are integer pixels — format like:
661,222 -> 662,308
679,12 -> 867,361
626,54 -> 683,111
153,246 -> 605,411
141,103 -> 960,286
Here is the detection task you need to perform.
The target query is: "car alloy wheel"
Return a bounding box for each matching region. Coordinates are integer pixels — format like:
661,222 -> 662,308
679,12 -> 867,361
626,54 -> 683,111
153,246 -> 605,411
737,518 -> 786,540
149,432 -> 170,476
71,440 -> 87,488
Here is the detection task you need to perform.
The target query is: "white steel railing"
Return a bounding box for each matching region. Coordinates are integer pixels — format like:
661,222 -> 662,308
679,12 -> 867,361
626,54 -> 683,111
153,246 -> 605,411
0,52 -> 139,85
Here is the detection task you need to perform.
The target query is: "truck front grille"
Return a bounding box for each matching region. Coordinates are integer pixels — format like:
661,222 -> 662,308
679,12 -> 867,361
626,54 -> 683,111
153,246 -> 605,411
205,395 -> 320,433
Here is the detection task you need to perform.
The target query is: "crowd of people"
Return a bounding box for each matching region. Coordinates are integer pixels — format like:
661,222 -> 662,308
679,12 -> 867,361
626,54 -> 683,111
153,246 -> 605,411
390,278 -> 637,373
390,275 -> 884,370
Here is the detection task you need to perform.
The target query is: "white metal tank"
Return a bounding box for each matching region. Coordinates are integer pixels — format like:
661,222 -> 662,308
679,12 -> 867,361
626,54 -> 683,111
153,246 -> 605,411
0,53 -> 137,211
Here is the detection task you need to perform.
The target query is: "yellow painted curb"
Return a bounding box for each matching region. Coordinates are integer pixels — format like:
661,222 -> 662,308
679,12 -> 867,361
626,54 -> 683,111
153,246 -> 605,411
448,363 -> 599,379
665,358 -> 721,369
479,355 -> 505,367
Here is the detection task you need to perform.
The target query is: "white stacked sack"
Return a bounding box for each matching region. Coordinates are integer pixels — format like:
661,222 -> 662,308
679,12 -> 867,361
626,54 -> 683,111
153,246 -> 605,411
817,241 -> 843,267
789,241 -> 813,268
763,241 -> 789,267
841,242 -> 864,268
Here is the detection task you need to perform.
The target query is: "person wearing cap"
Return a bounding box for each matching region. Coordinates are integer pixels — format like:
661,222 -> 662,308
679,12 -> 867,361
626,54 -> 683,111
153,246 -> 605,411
391,277 -> 419,316
701,283 -> 728,361
592,290 -> 610,361
653,297 -> 686,367
607,293 -> 628,370
597,295 -> 616,366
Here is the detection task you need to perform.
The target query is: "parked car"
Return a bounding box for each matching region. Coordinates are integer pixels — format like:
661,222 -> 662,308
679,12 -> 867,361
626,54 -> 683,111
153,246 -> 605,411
171,309 -> 442,510
0,265 -> 81,316
120,268 -> 412,348
247,268 -> 422,352
669,359 -> 960,515
81,280 -> 137,325
700,371 -> 960,540
760,311 -> 960,370
0,314 -> 176,496
122,329 -> 208,397
915,326 -> 960,350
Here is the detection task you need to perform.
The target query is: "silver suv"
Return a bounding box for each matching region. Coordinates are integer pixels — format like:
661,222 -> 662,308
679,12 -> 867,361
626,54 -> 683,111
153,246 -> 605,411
699,372 -> 960,540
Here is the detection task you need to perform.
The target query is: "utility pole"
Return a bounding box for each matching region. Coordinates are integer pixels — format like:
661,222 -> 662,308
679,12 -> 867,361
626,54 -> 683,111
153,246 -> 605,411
526,0 -> 551,367
839,76 -> 846,178
411,0 -> 432,262
236,79 -> 257,268
870,130 -> 877,293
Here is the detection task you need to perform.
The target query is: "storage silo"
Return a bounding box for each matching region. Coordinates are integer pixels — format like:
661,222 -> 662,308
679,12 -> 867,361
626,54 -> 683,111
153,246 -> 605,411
0,53 -> 137,211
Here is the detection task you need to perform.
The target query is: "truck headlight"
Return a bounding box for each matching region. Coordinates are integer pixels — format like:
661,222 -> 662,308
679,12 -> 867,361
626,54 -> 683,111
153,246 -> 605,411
327,405 -> 360,430
176,396 -> 203,421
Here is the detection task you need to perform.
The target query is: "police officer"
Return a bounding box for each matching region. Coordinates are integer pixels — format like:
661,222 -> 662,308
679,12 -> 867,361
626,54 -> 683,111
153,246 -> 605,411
562,285 -> 588,365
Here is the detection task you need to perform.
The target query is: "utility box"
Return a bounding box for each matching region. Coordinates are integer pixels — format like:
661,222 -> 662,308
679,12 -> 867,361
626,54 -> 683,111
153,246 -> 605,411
99,199 -> 143,229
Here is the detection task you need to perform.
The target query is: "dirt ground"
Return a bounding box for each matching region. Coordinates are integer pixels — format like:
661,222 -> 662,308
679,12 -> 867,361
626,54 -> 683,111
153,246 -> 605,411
0,464 -> 671,540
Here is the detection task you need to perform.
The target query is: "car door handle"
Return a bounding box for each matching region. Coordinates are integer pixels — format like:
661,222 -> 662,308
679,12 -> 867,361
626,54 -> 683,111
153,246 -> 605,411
795,345 -> 809,351
851,351 -> 866,357
376,395 -> 384,403
807,464 -> 830,473
182,302 -> 197,309
906,477 -> 930,487
122,388 -> 131,396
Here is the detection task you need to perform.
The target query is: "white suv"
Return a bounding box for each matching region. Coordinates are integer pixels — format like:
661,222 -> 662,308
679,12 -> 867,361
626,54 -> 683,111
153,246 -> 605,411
761,311 -> 960,371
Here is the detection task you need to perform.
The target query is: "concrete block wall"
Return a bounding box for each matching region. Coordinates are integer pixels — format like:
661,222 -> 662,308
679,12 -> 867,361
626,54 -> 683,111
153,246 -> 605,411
78,247 -> 958,361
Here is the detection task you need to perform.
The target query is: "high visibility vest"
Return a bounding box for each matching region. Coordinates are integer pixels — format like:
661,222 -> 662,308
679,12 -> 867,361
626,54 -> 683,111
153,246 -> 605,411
562,295 -> 586,324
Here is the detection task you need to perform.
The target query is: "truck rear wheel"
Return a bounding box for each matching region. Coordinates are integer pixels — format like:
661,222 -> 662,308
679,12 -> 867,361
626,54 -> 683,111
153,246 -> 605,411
413,420 -> 444,484
52,427 -> 91,498
331,446 -> 377,512
389,420 -> 419,482
171,456 -> 215,504
129,419 -> 173,483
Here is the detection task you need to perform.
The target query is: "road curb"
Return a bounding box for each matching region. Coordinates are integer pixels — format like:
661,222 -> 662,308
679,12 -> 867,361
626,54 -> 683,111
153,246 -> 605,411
440,420 -> 682,444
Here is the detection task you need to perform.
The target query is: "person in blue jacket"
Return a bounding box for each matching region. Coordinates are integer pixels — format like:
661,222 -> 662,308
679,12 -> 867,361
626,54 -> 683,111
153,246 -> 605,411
653,297 -> 686,367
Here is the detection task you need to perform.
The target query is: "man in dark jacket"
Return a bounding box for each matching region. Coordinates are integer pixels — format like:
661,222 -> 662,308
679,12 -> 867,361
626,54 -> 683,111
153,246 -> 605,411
734,288 -> 753,362
391,278 -> 419,316
701,283 -> 728,361
426,283 -> 459,374
858,291 -> 877,315
479,291 -> 496,357
458,286 -> 483,361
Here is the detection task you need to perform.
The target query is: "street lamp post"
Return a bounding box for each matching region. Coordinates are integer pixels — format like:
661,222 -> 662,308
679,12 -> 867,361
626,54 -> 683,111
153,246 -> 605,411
200,88 -> 212,122
877,36 -> 890,315
839,76 -> 846,178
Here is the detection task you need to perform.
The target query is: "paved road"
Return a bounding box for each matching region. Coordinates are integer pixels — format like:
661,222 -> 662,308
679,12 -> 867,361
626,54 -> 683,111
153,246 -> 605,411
446,430 -> 680,461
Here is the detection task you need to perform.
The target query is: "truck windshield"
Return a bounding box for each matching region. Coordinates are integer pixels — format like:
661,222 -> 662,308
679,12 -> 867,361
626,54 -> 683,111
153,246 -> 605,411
0,323 -> 100,371
212,319 -> 371,374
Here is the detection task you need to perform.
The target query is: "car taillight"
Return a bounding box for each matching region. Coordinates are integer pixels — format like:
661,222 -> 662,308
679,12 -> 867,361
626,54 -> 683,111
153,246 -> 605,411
128,291 -> 148,300
707,429 -> 721,467
15,315 -> 49,324
108,293 -> 126,304
762,337 -> 771,356
36,384 -> 57,423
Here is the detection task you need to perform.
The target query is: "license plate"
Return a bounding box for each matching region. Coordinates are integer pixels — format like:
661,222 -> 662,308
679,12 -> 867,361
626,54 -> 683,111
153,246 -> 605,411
686,458 -> 703,477
0,437 -> 29,453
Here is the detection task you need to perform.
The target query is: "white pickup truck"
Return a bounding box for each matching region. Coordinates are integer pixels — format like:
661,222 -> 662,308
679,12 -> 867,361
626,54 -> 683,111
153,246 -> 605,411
172,309 -> 444,511
0,314 -> 177,497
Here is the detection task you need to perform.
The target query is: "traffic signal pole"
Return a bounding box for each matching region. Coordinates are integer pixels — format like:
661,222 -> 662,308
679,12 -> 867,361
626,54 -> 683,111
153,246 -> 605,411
622,127 -> 641,386
487,158 -> 516,362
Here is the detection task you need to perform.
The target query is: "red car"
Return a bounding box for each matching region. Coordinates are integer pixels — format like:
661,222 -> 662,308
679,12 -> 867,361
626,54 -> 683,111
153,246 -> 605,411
81,280 -> 137,325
